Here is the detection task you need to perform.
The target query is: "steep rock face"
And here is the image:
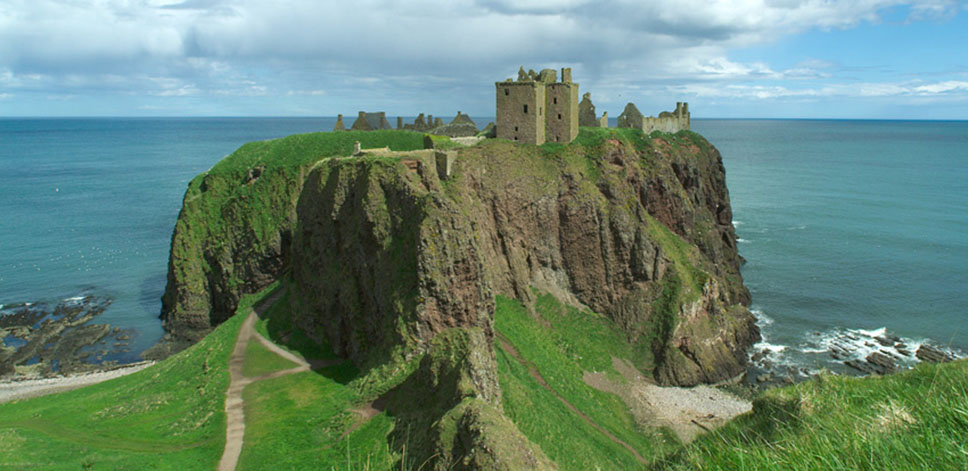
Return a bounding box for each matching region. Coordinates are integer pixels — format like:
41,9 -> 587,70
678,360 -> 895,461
290,157 -> 493,366
157,161 -> 305,349
385,327 -> 555,470
156,131 -> 428,353
450,132 -> 757,384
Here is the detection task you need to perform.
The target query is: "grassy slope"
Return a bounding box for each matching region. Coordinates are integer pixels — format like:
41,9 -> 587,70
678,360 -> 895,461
654,359 -> 968,470
240,287 -> 400,471
0,284 -> 279,470
242,338 -> 298,378
495,293 -> 677,470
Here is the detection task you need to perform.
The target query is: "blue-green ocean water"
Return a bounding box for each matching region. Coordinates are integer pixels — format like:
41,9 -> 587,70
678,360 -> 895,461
1,118 -> 965,371
693,119 -> 967,373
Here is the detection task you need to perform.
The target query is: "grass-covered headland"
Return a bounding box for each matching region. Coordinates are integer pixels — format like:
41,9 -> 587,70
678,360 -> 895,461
4,128 -> 965,470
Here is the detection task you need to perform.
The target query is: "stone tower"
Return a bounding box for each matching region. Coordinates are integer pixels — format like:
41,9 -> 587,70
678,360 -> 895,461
495,67 -> 579,145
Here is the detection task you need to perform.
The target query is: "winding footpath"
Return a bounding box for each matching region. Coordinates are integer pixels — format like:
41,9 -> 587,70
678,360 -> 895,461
217,294 -> 310,471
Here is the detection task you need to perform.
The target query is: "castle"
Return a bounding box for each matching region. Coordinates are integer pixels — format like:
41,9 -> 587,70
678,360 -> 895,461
495,67 -> 579,145
495,67 -> 690,144
336,67 -> 690,145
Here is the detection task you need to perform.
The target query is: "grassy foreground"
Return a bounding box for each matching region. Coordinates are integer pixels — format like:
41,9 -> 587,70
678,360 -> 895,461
0,285 -> 276,470
2,281 -> 966,470
654,359 -> 968,470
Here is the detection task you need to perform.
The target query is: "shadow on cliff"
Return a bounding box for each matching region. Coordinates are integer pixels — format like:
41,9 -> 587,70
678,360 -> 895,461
253,285 -> 357,385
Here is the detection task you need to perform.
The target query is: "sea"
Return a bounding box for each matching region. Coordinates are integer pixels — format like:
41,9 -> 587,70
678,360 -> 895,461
1,117 -> 965,372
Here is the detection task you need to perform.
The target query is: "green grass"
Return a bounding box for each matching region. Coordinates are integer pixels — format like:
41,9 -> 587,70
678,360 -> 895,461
530,291 -> 648,377
653,359 -> 968,471
242,338 -> 299,378
0,283 -> 279,470
237,369 -> 395,471
241,287 -> 412,470
254,289 -> 339,363
495,294 -> 675,470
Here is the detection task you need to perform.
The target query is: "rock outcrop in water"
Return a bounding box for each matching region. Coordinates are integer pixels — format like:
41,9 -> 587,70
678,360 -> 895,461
0,295 -> 135,378
157,128 -> 758,467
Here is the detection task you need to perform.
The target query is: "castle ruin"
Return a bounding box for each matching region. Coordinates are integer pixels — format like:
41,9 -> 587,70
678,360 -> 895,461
617,102 -> 690,133
336,68 -> 690,142
578,93 -> 608,128
349,111 -> 392,131
495,67 -> 579,145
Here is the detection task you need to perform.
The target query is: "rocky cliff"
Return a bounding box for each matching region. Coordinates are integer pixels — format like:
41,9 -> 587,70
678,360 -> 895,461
158,127 -> 758,466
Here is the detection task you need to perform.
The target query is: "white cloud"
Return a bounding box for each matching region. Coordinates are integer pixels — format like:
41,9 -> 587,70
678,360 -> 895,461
0,0 -> 964,115
673,79 -> 968,100
913,80 -> 968,94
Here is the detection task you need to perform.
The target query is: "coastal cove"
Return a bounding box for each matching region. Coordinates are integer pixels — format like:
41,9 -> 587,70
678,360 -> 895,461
1,118 -> 965,377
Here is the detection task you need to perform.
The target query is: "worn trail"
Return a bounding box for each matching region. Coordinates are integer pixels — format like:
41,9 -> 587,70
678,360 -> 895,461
218,292 -> 309,471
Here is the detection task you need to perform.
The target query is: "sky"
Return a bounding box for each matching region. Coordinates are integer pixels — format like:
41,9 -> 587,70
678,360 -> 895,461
1,0 -> 967,119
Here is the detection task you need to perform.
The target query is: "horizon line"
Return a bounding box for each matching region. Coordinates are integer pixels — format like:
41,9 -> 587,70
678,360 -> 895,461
2,116 -> 967,122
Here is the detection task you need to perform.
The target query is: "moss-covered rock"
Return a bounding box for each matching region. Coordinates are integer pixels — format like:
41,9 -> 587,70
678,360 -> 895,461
385,327 -> 554,470
155,130 -> 428,355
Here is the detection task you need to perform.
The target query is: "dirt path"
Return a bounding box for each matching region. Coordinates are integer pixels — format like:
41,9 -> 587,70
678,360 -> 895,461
218,292 -> 310,471
495,333 -> 648,465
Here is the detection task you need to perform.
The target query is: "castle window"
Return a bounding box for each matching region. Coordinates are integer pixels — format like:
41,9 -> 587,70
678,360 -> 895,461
514,126 -> 518,132
554,97 -> 557,104
523,104 -> 528,114
558,113 -> 562,120
504,88 -> 509,96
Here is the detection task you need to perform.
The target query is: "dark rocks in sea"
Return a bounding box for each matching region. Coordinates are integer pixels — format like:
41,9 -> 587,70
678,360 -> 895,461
916,344 -> 954,363
0,296 -> 135,379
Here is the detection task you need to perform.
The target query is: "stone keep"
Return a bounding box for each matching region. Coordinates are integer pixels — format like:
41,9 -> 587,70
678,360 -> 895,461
496,67 -> 579,145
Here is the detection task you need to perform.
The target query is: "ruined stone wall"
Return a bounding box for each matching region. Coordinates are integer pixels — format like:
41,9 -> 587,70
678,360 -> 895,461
619,102 -> 691,134
578,93 -> 599,127
496,81 -> 545,145
545,82 -> 578,143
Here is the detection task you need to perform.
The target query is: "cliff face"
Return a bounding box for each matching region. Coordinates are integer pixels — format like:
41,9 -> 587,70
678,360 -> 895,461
283,130 -> 756,384
289,157 -> 493,367
154,131 -> 428,353
448,133 -> 756,384
159,127 -> 757,466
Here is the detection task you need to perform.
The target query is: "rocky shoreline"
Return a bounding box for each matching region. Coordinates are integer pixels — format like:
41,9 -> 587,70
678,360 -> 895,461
0,295 -> 138,380
744,327 -> 962,390
0,360 -> 153,403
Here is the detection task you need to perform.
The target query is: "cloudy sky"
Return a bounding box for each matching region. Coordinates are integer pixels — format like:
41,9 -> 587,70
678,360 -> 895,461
1,0 -> 966,118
